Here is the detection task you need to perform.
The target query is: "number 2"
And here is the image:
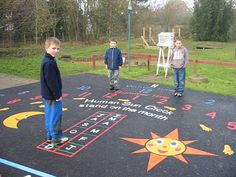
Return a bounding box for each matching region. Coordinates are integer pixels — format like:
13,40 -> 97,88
182,104 -> 192,111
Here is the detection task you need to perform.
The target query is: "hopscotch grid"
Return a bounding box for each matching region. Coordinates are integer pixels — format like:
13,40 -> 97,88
37,111 -> 113,152
36,111 -> 127,158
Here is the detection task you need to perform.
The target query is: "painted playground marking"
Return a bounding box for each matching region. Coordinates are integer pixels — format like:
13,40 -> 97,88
0,158 -> 56,177
37,111 -> 127,157
121,128 -> 217,172
1,78 -> 236,175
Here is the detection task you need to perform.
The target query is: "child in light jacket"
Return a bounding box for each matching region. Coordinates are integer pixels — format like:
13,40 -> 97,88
170,37 -> 189,97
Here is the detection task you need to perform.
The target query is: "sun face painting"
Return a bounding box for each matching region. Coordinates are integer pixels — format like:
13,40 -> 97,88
146,137 -> 186,156
121,128 -> 217,172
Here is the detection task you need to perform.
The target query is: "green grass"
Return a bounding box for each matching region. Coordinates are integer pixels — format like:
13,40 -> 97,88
60,43 -> 108,58
0,38 -> 235,96
0,55 -> 91,80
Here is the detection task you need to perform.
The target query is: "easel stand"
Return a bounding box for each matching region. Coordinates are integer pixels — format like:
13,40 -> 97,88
156,45 -> 172,77
156,32 -> 174,77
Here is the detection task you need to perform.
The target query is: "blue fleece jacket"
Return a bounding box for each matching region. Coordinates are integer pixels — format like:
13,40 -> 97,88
104,48 -> 123,70
40,53 -> 62,100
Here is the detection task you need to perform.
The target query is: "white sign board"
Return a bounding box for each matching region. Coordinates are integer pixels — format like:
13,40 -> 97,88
157,32 -> 174,47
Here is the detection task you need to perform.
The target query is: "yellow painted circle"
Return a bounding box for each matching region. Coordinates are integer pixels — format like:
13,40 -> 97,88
145,138 -> 186,156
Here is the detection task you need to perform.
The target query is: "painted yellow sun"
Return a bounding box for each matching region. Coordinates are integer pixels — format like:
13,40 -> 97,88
121,128 -> 217,172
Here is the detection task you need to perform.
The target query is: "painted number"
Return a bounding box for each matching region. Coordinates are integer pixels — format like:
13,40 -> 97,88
227,122 -> 236,130
17,90 -> 30,95
30,95 -> 42,101
62,93 -> 69,98
139,88 -> 153,94
205,112 -> 217,119
7,99 -> 21,104
156,97 -> 169,105
77,85 -> 91,91
205,99 -> 216,105
103,90 -> 123,99
182,104 -> 192,111
152,95 -> 169,105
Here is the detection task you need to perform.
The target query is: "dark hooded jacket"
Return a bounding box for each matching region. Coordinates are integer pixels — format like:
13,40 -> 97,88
104,48 -> 123,70
40,53 -> 62,100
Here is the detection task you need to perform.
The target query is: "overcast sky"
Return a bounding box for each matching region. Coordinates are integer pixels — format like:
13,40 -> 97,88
183,0 -> 194,7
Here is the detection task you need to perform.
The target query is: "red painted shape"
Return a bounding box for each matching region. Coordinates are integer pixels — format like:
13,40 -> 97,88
62,93 -> 69,98
103,90 -> 151,101
156,96 -> 169,105
227,122 -> 236,130
181,104 -> 192,111
78,92 -> 92,97
205,112 -> 217,119
30,95 -> 42,101
103,90 -> 123,99
7,99 -> 21,104
152,95 -> 169,105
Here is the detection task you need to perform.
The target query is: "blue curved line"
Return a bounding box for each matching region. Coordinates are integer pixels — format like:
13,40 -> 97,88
0,158 -> 56,177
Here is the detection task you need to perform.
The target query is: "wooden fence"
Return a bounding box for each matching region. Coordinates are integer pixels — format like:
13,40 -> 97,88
91,53 -> 236,73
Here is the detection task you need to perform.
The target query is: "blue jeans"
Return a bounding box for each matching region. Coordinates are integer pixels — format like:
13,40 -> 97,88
108,69 -> 119,88
43,99 -> 63,139
173,68 -> 186,94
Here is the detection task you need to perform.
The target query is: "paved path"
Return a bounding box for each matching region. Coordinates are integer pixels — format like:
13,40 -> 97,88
0,73 -> 38,89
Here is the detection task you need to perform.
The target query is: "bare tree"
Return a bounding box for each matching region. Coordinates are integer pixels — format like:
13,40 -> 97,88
155,0 -> 192,31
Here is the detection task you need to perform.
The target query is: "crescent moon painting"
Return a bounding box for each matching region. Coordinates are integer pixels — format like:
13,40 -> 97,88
3,111 -> 44,129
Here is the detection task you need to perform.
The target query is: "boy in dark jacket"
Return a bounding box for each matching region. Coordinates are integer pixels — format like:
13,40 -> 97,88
40,37 -> 68,145
104,38 -> 123,90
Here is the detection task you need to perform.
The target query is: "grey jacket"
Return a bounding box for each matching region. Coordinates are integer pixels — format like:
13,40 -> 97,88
170,47 -> 188,69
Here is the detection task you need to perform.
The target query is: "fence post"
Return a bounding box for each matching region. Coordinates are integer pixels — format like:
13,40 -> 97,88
122,53 -> 127,67
92,55 -> 96,69
193,60 -> 198,75
147,55 -> 151,71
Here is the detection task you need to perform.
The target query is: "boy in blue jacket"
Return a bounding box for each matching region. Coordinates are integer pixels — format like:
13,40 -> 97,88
104,38 -> 123,90
40,37 -> 68,145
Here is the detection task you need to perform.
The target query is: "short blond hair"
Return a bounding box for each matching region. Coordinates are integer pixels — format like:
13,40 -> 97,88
45,37 -> 60,49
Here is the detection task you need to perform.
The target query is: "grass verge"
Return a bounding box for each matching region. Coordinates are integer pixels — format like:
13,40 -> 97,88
0,38 -> 235,96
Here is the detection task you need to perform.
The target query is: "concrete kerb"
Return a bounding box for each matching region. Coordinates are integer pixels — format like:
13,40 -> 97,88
0,73 -> 38,89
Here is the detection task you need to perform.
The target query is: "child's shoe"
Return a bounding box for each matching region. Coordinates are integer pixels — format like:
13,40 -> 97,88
46,138 -> 52,143
174,92 -> 178,96
51,137 -> 69,145
110,85 -> 114,90
176,93 -> 183,97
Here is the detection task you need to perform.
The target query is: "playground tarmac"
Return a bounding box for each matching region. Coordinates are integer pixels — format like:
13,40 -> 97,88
0,73 -> 236,177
